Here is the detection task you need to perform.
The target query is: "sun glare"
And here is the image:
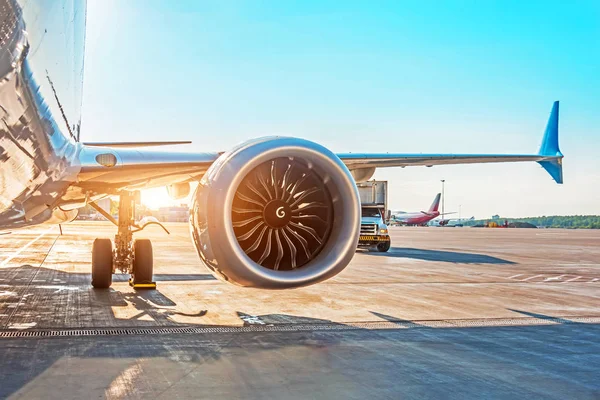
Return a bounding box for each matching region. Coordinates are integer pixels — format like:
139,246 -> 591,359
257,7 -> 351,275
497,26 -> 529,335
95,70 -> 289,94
141,187 -> 178,210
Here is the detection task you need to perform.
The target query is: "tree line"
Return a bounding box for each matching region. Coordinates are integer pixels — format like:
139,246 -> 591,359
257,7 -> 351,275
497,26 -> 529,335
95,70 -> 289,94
463,215 -> 600,229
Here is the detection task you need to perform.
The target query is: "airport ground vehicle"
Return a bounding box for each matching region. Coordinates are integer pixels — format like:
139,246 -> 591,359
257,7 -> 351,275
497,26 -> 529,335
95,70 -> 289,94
357,181 -> 391,252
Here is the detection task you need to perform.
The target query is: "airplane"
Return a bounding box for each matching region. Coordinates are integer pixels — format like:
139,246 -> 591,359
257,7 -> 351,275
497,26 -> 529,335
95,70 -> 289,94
389,193 -> 455,226
0,0 -> 564,291
431,216 -> 476,227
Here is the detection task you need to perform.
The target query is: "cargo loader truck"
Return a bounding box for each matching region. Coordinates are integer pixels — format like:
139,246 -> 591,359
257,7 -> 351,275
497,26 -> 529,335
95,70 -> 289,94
357,180 -> 391,252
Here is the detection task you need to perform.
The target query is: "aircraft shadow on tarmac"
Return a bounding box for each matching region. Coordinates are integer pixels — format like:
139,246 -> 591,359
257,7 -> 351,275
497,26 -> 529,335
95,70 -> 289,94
369,311 -> 424,326
507,309 -> 585,324
0,265 -> 214,328
235,310 -> 450,329
2,309 -> 600,399
1,266 -> 599,398
363,247 -> 516,264
94,289 -> 209,322
1,265 -> 432,330
0,312 -> 389,398
0,264 -> 216,284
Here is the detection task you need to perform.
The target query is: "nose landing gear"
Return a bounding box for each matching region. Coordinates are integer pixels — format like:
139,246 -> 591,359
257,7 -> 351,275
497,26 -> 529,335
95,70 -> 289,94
89,191 -> 169,289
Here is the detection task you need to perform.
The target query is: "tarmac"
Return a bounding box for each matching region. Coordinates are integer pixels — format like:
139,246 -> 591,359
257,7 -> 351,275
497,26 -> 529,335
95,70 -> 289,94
0,222 -> 599,399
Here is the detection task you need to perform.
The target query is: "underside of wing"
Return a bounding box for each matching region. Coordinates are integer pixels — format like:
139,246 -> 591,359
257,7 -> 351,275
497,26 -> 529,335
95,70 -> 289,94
339,153 -> 550,168
76,146 -> 219,192
340,152 -> 562,184
339,153 -> 563,184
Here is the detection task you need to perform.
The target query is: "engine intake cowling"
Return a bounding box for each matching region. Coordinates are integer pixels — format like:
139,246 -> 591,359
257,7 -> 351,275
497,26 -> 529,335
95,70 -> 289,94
190,137 -> 360,289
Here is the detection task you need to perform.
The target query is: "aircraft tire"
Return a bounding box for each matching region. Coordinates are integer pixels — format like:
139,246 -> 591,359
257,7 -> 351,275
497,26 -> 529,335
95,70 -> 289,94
132,239 -> 154,286
91,238 -> 113,289
377,241 -> 391,253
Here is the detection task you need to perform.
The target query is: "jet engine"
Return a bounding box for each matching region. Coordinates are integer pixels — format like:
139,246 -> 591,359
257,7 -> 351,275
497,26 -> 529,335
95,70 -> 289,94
190,137 -> 360,289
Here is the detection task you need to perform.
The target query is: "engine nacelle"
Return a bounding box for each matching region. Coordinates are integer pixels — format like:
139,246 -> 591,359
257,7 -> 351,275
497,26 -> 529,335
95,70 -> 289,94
190,137 -> 360,289
350,167 -> 376,183
167,182 -> 191,200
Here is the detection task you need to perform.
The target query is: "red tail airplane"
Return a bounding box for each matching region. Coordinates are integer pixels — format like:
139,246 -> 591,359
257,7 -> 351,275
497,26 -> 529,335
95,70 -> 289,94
389,194 -> 455,226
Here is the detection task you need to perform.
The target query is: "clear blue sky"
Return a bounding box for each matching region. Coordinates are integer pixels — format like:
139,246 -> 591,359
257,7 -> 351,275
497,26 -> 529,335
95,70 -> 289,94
82,0 -> 600,217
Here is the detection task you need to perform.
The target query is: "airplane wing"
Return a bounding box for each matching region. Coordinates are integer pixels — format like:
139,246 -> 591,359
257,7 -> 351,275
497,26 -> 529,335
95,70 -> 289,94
82,141 -> 192,148
339,101 -> 563,183
339,153 -> 556,170
421,211 -> 457,216
77,101 -> 563,194
77,147 -> 220,191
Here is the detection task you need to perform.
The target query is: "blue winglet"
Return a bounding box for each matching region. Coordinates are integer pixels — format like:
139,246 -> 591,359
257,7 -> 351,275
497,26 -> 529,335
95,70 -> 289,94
537,101 -> 563,184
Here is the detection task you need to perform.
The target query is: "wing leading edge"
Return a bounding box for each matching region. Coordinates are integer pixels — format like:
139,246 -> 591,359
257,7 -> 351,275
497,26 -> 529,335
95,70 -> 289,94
339,101 -> 563,183
76,102 -> 563,194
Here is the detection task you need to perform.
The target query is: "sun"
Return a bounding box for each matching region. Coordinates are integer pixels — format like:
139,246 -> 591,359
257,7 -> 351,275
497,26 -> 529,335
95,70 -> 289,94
141,187 -> 180,210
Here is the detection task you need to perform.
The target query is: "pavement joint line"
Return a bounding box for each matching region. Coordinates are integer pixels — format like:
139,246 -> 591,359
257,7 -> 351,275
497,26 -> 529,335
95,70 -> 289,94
520,274 -> 544,281
1,316 -> 600,339
544,274 -> 566,281
0,226 -> 55,267
4,231 -> 61,328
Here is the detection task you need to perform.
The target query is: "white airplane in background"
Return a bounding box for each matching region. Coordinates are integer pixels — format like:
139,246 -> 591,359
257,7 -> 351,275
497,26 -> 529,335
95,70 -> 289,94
430,216 -> 476,227
0,0 -> 564,291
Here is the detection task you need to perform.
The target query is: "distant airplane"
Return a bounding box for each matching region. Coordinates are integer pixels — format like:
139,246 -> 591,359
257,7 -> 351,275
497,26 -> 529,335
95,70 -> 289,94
390,194 -> 456,226
0,0 -> 564,290
431,216 -> 476,227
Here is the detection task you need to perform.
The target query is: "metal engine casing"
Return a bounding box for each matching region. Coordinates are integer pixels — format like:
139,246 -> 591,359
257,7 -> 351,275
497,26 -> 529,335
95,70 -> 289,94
189,137 -> 360,289
167,182 -> 191,200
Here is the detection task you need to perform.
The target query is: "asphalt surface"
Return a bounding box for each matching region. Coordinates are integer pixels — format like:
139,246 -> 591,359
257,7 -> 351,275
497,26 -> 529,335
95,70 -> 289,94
1,222 -> 599,399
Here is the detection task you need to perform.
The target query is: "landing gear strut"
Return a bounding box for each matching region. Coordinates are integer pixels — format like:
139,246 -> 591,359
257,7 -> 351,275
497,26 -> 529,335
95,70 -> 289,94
90,191 -> 169,289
